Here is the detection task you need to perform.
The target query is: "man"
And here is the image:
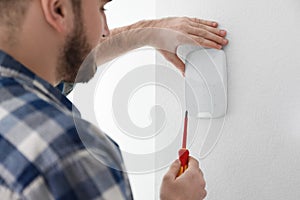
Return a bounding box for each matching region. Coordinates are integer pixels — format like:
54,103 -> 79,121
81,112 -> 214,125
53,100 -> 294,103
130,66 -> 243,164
0,0 -> 228,199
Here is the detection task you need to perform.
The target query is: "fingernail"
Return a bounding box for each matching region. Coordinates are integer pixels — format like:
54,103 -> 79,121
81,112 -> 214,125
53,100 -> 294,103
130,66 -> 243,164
213,22 -> 218,26
220,30 -> 226,35
218,45 -> 222,49
223,39 -> 228,44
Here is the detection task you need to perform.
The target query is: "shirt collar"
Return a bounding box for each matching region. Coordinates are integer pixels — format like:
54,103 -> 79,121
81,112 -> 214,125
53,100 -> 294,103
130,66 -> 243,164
0,49 -> 80,116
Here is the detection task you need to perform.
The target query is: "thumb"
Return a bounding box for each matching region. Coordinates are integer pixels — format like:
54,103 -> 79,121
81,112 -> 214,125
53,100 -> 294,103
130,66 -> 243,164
166,54 -> 186,76
165,159 -> 181,180
159,50 -> 186,76
170,55 -> 186,76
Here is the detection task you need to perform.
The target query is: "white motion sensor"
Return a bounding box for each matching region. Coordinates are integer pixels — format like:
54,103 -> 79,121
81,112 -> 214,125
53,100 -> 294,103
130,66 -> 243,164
177,45 -> 227,119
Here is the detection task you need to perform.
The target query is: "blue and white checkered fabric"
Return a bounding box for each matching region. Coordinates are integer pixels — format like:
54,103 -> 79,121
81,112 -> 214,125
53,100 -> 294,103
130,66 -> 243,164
0,50 -> 133,200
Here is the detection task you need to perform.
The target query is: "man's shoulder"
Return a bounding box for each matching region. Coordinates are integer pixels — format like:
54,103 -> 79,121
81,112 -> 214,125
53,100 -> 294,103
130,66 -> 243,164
0,77 -> 132,200
0,76 -> 78,136
0,77 -> 88,189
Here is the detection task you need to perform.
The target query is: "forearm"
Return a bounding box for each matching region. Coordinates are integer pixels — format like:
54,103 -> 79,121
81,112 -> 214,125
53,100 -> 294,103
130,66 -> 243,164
94,19 -> 174,66
109,20 -> 156,37
74,20 -> 164,83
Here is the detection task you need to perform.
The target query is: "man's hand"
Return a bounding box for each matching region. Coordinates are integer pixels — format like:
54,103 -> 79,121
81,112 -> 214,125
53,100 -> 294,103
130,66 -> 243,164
110,17 -> 228,74
153,17 -> 228,74
154,17 -> 228,49
160,157 -> 207,200
80,17 -> 228,83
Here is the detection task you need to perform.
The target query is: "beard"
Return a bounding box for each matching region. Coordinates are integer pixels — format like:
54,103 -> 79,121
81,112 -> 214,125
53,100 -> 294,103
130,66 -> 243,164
56,15 -> 94,83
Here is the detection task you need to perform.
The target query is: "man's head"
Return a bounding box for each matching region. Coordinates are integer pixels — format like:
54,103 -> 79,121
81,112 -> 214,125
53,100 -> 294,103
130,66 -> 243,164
0,0 -> 110,84
0,1 -> 30,32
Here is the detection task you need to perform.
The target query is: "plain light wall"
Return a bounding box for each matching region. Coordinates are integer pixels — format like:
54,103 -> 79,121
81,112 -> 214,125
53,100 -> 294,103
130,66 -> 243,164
155,0 -> 300,199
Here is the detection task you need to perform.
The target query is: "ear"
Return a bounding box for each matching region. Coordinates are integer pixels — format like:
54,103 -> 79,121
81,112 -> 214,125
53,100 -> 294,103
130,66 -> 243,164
40,0 -> 72,34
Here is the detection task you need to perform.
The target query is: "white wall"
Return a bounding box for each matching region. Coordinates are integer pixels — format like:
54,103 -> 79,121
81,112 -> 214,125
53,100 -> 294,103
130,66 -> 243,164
156,0 -> 300,199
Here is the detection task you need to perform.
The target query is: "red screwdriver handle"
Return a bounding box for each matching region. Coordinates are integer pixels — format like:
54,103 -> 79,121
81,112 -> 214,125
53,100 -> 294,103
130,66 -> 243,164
177,148 -> 189,176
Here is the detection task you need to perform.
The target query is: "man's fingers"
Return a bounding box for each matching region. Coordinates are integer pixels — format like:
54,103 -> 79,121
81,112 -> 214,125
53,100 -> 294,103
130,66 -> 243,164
187,27 -> 228,46
186,157 -> 204,177
187,157 -> 201,169
191,35 -> 222,49
186,23 -> 228,45
189,21 -> 227,37
191,18 -> 218,27
164,159 -> 181,180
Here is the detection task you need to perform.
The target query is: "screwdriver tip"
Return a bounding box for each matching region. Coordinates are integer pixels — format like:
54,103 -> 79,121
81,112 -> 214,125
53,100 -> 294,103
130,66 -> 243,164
185,110 -> 188,118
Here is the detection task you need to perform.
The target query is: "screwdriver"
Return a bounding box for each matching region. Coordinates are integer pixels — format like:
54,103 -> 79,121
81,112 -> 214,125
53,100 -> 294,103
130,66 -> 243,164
177,110 -> 190,177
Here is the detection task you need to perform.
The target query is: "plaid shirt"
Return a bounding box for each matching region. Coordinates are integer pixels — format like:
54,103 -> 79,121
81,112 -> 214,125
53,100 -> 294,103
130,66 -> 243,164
0,50 -> 133,200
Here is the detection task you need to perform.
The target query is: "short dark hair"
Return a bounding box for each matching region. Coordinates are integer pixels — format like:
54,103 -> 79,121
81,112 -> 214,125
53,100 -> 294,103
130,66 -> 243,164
0,0 -> 31,28
0,0 -> 81,28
